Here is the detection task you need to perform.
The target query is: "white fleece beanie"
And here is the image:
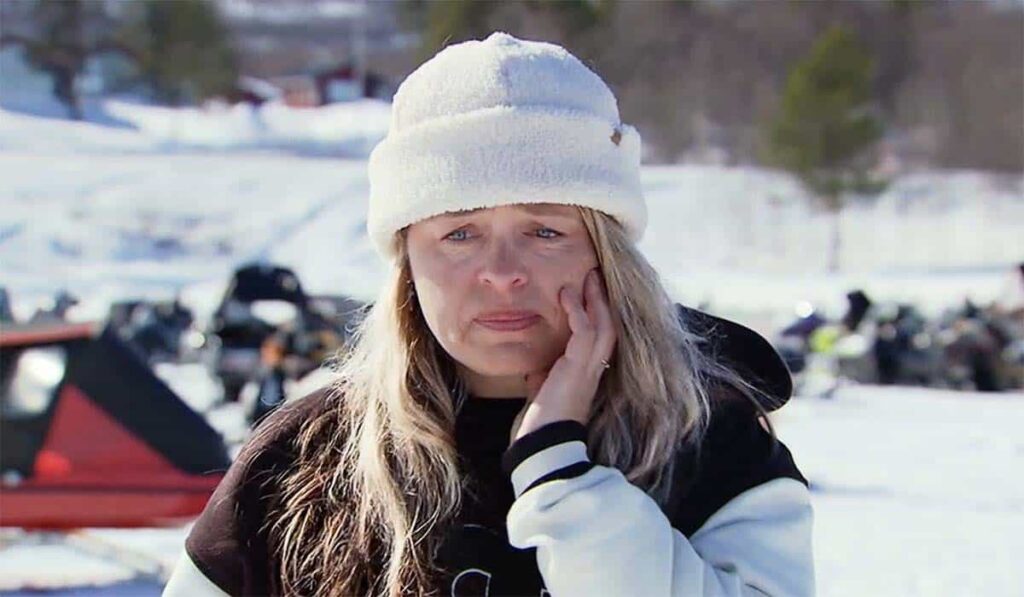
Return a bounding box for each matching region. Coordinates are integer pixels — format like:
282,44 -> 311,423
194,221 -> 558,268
366,31 -> 647,261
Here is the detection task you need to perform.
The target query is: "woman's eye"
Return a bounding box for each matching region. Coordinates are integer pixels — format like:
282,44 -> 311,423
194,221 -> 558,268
444,228 -> 471,242
443,228 -> 560,242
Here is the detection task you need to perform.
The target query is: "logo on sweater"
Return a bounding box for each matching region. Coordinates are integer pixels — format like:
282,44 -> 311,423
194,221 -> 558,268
445,523 -> 549,596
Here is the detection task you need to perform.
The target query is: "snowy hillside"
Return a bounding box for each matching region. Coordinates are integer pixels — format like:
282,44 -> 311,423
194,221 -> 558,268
2,100 -> 1021,331
102,98 -> 392,156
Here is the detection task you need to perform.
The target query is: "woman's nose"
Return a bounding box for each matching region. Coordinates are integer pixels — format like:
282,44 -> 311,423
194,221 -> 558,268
478,240 -> 528,291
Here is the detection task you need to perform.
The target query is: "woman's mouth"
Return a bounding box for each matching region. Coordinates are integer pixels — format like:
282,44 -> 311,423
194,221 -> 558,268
475,312 -> 541,331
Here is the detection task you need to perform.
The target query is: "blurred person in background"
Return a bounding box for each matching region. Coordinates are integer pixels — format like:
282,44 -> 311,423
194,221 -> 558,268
0,287 -> 13,324
166,33 -> 813,597
249,326 -> 292,426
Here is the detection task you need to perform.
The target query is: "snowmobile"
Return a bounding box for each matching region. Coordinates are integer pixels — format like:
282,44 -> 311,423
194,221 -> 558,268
107,297 -> 196,365
245,298 -> 368,426
935,300 -> 1021,391
872,303 -> 943,387
774,307 -> 827,377
204,264 -> 311,403
773,290 -> 877,397
204,263 -> 350,405
0,319 -> 229,529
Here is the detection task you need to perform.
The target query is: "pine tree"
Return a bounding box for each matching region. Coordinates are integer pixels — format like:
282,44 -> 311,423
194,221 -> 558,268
764,25 -> 887,272
1,0 -> 237,114
0,0 -> 125,119
405,0 -> 612,59
131,0 -> 238,106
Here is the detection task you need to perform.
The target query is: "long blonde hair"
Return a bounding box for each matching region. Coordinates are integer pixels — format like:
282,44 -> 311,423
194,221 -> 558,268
267,208 -> 771,596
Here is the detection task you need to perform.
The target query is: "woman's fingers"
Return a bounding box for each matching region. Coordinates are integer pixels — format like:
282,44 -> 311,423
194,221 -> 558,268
562,285 -> 593,338
563,269 -> 615,370
559,285 -> 591,366
586,269 -> 617,364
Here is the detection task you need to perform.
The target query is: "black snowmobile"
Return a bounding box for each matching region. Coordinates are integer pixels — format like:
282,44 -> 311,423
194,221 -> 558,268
205,263 -> 351,407
107,297 -> 195,365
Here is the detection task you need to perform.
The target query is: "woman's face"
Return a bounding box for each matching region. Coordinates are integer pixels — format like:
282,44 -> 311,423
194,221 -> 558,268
406,203 -> 599,385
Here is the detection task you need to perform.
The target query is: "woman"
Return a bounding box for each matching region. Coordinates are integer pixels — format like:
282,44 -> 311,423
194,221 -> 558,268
166,32 -> 814,596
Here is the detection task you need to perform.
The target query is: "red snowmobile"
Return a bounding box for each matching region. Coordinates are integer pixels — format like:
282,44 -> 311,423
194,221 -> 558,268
1,320 -> 229,529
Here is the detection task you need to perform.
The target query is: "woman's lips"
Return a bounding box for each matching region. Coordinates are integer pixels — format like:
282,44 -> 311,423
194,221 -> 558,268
475,314 -> 541,331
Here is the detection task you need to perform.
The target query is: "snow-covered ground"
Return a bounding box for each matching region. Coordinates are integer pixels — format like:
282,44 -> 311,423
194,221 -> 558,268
1,383 -> 1021,596
3,100 -> 1022,330
1,99 -> 1023,595
0,528 -> 182,594
775,386 -> 1024,596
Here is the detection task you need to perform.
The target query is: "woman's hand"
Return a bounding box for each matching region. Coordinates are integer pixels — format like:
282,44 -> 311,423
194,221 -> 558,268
511,268 -> 617,443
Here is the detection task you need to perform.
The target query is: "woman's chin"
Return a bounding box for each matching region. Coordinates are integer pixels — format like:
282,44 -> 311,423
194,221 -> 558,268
459,345 -> 557,377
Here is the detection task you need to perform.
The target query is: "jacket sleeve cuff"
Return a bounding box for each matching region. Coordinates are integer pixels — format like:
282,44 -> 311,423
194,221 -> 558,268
502,420 -> 594,498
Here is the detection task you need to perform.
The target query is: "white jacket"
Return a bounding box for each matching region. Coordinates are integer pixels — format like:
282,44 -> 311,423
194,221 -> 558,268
503,420 -> 815,596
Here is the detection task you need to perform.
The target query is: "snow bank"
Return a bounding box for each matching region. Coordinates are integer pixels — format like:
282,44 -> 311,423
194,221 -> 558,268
103,98 -> 391,156
0,104 -> 1020,326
